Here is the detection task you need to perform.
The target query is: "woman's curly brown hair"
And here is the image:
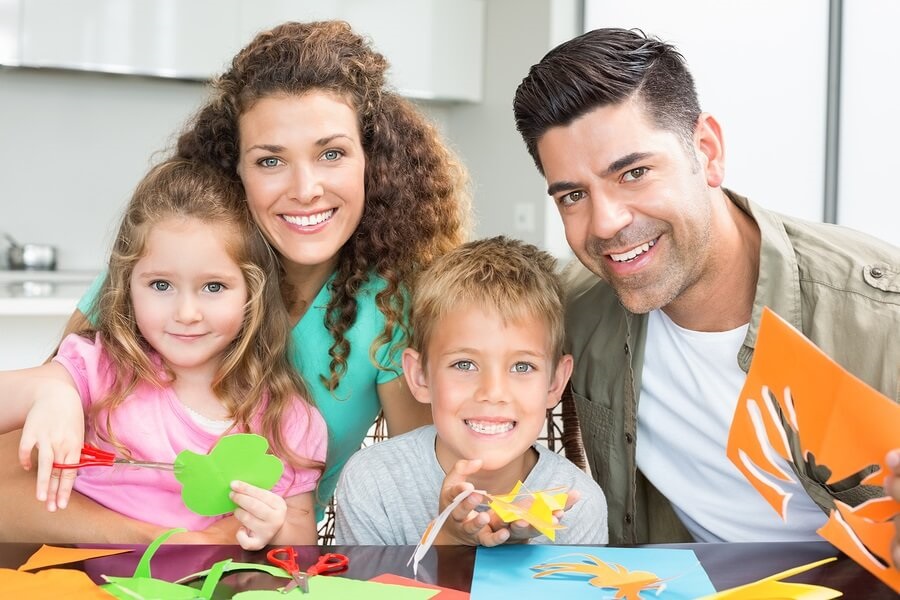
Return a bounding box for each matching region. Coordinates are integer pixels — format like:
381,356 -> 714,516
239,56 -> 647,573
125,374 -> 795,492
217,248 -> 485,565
176,20 -> 471,392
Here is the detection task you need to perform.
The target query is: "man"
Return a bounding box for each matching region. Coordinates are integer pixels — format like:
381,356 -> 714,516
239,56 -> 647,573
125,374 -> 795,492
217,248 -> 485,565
512,27 -> 900,552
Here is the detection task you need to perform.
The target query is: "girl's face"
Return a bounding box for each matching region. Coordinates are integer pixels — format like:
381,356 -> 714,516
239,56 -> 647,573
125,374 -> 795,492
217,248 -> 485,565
237,91 -> 366,276
130,217 -> 248,378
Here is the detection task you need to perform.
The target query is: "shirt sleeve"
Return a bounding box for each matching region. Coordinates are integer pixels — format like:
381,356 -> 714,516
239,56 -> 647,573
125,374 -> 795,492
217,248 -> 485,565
334,449 -> 397,544
52,333 -> 112,412
76,271 -> 106,321
272,398 -> 328,499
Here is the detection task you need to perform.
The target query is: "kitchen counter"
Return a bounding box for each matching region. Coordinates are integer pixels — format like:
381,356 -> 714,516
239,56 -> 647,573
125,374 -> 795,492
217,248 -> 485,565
0,270 -> 98,316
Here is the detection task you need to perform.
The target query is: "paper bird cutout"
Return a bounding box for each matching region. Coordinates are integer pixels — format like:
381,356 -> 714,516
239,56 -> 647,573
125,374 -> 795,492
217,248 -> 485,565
696,557 -> 841,599
488,481 -> 567,540
531,553 -> 666,600
175,433 -> 284,516
18,545 -> 132,572
0,568 -> 115,599
726,307 -> 900,593
409,483 -> 570,576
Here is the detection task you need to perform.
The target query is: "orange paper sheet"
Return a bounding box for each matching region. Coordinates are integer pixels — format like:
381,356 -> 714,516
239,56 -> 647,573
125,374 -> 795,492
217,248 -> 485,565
370,573 -> 470,599
727,307 -> 900,593
0,567 -> 115,599
18,545 -> 132,572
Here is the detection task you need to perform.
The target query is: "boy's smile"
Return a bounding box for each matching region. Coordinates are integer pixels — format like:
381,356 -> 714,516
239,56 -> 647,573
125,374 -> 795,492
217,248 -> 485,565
403,304 -> 572,493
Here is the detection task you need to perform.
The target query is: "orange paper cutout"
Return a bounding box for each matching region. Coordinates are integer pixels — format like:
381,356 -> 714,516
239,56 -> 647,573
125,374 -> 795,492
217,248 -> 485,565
370,573 -> 470,599
531,553 -> 665,600
697,557 -> 840,599
0,567 -> 115,599
727,307 -> 900,593
18,545 -> 132,572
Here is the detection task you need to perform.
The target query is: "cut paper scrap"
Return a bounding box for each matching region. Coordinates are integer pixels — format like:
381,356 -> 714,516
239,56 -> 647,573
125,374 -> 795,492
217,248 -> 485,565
409,483 -> 569,577
488,480 -> 568,540
696,557 -> 841,599
371,573 -> 470,599
174,432 -> 284,516
0,567 -> 116,599
232,574 -> 440,599
726,307 -> 900,593
470,545 -> 715,600
18,545 -> 132,571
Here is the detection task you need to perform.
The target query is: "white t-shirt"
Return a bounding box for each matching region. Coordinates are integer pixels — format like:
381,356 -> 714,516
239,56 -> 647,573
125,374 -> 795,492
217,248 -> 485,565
636,310 -> 827,542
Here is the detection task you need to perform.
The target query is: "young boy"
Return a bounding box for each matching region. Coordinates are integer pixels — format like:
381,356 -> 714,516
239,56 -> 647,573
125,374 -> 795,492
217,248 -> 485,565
335,236 -> 608,545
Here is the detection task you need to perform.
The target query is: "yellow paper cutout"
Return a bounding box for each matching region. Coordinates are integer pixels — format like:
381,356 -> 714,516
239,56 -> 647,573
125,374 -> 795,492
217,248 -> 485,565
0,567 -> 115,599
531,553 -> 665,600
18,545 -> 132,572
697,557 -> 841,599
487,480 -> 567,540
726,307 -> 900,593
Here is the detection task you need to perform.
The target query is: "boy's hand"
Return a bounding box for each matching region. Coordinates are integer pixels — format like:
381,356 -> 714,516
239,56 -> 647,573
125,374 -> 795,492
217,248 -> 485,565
18,382 -> 85,512
499,489 -> 581,542
230,481 -> 287,551
434,459 -> 511,546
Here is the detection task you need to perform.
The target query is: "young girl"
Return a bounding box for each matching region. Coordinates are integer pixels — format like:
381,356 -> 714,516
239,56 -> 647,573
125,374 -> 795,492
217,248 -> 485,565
0,159 -> 326,550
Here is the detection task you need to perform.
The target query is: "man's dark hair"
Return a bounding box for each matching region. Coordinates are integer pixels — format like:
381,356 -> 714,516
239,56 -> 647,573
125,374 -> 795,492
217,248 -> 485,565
513,28 -> 701,173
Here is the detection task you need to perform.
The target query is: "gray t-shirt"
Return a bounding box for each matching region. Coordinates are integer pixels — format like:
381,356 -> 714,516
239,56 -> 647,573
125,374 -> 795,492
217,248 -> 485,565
334,425 -> 609,545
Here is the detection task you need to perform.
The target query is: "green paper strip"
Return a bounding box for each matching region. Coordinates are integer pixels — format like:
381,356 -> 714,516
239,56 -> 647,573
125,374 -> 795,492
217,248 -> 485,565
135,528 -> 186,579
199,559 -> 231,598
174,561 -> 291,585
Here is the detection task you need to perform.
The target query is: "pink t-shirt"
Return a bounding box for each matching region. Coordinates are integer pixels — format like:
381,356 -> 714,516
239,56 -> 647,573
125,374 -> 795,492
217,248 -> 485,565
54,333 -> 327,530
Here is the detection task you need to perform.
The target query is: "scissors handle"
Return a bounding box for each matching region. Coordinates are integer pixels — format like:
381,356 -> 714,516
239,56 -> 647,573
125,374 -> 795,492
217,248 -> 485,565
52,444 -> 116,469
266,546 -> 299,573
308,552 -> 349,576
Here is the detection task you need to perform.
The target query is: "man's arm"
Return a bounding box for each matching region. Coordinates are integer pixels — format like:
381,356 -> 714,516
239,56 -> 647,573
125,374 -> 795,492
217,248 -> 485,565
0,429 -> 160,543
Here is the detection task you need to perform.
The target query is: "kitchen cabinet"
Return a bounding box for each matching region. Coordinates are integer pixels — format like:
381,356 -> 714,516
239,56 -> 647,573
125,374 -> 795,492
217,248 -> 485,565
1,0 -> 485,102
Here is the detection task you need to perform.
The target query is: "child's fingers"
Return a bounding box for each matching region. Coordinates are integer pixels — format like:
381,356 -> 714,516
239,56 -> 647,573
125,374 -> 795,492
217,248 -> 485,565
17,433 -> 36,471
230,481 -> 285,515
475,524 -> 511,547
235,526 -> 265,551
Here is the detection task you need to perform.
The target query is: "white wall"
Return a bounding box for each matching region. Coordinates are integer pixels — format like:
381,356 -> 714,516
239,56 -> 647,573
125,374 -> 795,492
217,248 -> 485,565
0,68 -> 208,269
585,0 -> 830,224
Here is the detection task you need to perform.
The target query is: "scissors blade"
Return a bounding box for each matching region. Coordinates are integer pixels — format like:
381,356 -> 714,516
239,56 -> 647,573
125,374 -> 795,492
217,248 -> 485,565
283,572 -> 308,594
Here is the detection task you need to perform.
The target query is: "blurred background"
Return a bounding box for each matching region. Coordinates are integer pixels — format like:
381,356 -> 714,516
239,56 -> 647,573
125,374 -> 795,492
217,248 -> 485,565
1,0 -> 897,368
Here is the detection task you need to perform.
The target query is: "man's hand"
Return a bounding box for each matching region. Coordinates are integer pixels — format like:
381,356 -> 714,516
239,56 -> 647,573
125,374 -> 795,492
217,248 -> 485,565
885,449 -> 900,570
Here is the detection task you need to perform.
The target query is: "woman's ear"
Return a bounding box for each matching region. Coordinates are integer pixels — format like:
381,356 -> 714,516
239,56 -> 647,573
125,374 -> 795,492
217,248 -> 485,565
546,354 -> 574,409
694,112 -> 725,188
402,348 -> 432,405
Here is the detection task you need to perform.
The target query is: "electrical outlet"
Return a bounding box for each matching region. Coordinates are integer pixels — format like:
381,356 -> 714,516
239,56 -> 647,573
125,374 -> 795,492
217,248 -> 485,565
514,203 -> 535,232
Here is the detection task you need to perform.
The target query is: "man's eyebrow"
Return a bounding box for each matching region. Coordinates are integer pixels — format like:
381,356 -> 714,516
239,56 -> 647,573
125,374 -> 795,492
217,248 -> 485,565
546,151 -> 654,196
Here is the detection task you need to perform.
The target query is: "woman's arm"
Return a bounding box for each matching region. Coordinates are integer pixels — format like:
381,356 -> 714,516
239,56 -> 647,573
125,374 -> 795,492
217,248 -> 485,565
377,377 -> 432,437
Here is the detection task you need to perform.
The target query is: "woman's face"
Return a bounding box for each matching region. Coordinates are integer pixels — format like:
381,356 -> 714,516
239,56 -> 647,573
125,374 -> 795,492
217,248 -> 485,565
237,91 -> 366,274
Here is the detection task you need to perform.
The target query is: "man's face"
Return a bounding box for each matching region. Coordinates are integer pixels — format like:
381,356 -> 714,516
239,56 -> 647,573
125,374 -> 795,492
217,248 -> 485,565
537,99 -> 718,314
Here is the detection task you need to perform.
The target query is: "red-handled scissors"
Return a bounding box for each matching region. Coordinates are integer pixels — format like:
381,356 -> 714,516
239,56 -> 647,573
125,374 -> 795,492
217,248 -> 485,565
52,444 -> 176,471
267,548 -> 349,594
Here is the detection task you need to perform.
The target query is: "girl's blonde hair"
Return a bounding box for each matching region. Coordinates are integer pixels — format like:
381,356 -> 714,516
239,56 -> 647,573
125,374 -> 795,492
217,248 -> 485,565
409,236 -> 565,367
84,159 -> 321,471
176,20 -> 471,392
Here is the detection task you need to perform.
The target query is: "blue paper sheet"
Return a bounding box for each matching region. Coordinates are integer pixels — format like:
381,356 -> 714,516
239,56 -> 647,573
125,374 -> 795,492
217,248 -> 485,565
471,545 -> 716,599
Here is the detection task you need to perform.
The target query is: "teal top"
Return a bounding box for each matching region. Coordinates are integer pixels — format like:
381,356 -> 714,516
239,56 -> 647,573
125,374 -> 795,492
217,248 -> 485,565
78,272 -> 405,521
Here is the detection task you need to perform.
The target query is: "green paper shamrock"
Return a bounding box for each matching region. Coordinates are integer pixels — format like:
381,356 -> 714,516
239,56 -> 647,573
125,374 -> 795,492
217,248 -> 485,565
174,433 -> 284,516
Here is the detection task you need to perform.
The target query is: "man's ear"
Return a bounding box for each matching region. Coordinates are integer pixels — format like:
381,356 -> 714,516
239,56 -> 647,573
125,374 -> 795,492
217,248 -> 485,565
695,112 -> 725,188
402,348 -> 432,405
546,354 -> 575,409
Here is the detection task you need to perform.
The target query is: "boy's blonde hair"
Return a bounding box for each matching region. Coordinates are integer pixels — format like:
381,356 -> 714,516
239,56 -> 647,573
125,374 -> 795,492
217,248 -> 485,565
410,236 -> 564,366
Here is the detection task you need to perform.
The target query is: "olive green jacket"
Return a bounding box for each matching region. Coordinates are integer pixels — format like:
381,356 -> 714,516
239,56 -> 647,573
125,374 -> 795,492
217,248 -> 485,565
564,189 -> 900,544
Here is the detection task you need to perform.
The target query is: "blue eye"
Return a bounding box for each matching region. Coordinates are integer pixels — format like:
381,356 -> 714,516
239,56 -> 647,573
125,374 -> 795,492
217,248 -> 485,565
453,360 -> 476,371
204,282 -> 224,293
151,281 -> 170,291
512,362 -> 534,373
322,149 -> 343,161
259,157 -> 281,168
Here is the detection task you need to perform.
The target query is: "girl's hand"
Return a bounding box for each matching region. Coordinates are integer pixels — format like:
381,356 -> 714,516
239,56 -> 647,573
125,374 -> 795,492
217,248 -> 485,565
230,481 -> 287,550
434,459 -> 511,546
18,381 -> 85,512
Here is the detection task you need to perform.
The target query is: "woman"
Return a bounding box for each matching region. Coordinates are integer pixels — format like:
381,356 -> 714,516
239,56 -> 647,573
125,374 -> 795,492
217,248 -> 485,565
1,20 -> 470,542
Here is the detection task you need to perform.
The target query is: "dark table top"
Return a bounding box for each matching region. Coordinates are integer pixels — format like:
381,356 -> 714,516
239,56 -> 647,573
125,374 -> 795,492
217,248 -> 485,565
1,540 -> 897,597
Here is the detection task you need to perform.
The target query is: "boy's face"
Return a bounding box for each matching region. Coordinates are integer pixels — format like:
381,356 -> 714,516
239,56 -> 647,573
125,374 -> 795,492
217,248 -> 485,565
403,304 -> 573,487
